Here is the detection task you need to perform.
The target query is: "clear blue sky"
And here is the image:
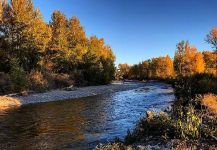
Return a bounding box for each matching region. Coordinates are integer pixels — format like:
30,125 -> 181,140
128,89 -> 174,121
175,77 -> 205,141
33,0 -> 217,65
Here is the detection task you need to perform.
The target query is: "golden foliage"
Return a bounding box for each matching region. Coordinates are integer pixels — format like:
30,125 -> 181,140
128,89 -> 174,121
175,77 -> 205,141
194,52 -> 205,73
203,51 -> 217,75
202,94 -> 217,114
174,41 -> 205,76
210,28 -> 217,39
151,55 -> 175,79
49,10 -> 69,53
206,28 -> 217,51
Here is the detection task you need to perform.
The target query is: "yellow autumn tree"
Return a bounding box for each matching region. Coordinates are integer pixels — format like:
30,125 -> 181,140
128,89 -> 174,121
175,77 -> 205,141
149,56 -> 175,79
194,52 -> 205,73
0,0 -> 51,71
174,41 -> 205,76
48,10 -> 69,73
202,51 -> 217,75
67,16 -> 88,68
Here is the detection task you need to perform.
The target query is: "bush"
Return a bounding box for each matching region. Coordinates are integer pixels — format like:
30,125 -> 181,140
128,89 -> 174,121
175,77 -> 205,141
173,105 -> 201,140
125,107 -> 204,146
10,61 -> 29,93
94,142 -> 129,150
74,70 -> 88,86
44,72 -> 73,89
174,73 -> 217,106
202,94 -> 217,114
125,111 -> 175,145
0,72 -> 11,94
29,70 -> 48,92
200,94 -> 217,139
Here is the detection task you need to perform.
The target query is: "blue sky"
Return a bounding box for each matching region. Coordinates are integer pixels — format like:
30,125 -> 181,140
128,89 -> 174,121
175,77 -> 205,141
33,0 -> 217,65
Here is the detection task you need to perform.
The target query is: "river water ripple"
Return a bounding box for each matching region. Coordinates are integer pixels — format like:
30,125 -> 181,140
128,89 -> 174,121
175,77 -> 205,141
0,82 -> 174,150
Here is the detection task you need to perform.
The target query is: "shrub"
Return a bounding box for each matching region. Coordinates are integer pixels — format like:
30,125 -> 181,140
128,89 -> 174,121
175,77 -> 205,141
0,72 -> 11,94
74,70 -> 88,86
29,70 -> 48,92
173,105 -> 201,140
201,94 -> 217,114
53,73 -> 73,88
125,111 -> 175,145
200,94 -> 217,139
94,142 -> 130,150
44,72 -> 73,89
174,73 -> 217,105
10,61 -> 29,93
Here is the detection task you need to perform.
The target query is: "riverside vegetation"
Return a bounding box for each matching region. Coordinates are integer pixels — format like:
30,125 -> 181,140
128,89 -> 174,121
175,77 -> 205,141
96,30 -> 217,149
0,0 -> 115,95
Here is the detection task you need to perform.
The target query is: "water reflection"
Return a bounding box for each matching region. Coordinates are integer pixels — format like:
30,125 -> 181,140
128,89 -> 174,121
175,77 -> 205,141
0,82 -> 174,150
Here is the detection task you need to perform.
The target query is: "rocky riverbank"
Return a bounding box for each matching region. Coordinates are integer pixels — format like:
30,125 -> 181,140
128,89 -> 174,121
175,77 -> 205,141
17,82 -> 145,105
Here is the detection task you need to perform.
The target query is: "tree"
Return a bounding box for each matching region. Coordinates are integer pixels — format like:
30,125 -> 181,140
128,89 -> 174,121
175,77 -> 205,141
140,60 -> 151,79
0,0 -> 117,92
154,55 -> 175,79
194,52 -> 205,73
202,51 -> 217,75
174,41 -> 205,76
67,16 -> 88,69
128,64 -> 140,80
0,0 -> 51,72
48,10 -> 69,73
117,63 -> 130,79
75,36 -> 115,85
206,28 -> 217,52
68,17 -> 87,48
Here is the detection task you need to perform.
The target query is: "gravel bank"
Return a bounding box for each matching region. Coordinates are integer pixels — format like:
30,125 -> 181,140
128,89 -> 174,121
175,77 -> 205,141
18,82 -> 145,105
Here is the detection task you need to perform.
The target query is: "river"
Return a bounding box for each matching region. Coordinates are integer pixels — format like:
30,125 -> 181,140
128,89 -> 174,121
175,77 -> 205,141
0,82 -> 174,150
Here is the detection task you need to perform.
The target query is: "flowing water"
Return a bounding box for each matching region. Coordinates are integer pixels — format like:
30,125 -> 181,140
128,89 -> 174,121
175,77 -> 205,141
0,82 -> 174,150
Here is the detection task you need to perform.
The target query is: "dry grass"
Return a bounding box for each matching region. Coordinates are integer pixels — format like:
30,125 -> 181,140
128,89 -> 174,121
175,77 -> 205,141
202,94 -> 217,114
0,96 -> 21,111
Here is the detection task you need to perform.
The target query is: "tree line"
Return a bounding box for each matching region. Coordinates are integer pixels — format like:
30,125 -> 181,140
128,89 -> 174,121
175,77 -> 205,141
0,0 -> 115,93
117,29 -> 217,80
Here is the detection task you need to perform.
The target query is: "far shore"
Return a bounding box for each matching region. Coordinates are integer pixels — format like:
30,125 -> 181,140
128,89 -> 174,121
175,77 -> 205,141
13,81 -> 146,105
